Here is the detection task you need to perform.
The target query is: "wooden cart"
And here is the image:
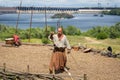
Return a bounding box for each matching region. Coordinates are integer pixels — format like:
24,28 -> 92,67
5,38 -> 14,46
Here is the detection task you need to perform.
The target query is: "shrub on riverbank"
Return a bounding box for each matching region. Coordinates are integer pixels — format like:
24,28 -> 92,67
84,22 -> 120,39
0,24 -> 81,42
0,22 -> 120,41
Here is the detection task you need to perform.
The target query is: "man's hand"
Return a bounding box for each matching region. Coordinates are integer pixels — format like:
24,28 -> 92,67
49,32 -> 55,40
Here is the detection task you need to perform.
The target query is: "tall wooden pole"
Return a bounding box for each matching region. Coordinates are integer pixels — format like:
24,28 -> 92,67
57,18 -> 61,28
16,0 -> 22,34
29,7 -> 33,42
45,6 -> 47,32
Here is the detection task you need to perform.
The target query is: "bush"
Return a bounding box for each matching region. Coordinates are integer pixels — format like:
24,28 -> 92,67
0,33 -> 12,40
65,26 -> 81,35
109,31 -> 119,39
109,24 -> 120,39
96,32 -> 108,39
41,38 -> 50,44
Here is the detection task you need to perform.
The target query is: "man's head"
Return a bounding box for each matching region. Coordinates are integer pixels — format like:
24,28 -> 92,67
57,27 -> 63,35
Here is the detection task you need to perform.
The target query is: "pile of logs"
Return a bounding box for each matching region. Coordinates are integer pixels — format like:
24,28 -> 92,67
72,45 -> 100,53
72,45 -> 120,58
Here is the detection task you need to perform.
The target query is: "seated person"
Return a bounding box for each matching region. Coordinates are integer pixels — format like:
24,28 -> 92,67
107,46 -> 112,57
101,46 -> 112,57
13,34 -> 21,47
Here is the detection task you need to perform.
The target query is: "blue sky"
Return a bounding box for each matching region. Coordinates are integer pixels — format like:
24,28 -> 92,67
0,0 -> 120,7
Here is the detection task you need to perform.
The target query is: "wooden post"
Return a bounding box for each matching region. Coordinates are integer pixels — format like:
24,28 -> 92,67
3,63 -> 6,80
3,63 -> 6,72
45,6 -> 47,32
52,75 -> 56,80
27,65 -> 30,73
84,74 -> 87,80
16,0 -> 22,34
29,7 -> 33,42
57,19 -> 60,28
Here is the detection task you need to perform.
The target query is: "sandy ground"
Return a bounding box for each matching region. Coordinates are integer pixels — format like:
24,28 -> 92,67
0,44 -> 120,80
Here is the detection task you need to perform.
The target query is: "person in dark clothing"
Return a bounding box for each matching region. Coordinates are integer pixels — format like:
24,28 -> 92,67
107,46 -> 112,57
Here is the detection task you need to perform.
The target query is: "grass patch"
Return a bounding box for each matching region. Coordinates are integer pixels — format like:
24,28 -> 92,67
21,38 -> 52,44
0,36 -> 120,53
67,36 -> 120,53
22,39 -> 42,44
103,38 -> 120,45
67,35 -> 86,46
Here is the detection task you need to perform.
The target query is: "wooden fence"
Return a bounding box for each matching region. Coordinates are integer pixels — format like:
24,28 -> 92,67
0,63 -> 87,80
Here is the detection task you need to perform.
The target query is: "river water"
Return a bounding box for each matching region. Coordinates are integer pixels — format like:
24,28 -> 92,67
0,13 -> 120,31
